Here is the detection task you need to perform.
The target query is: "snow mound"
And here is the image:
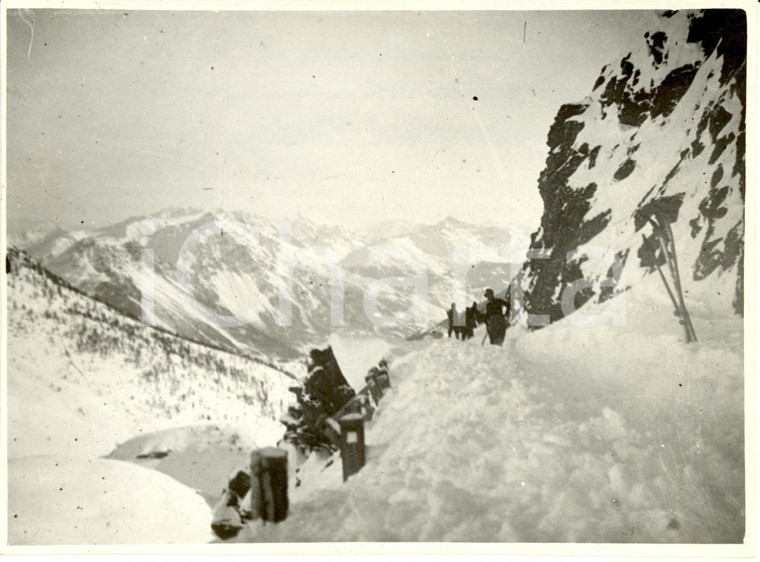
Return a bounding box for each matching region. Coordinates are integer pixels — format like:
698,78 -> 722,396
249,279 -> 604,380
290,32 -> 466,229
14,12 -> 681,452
107,424 -> 266,506
234,280 -> 743,543
8,456 -> 213,545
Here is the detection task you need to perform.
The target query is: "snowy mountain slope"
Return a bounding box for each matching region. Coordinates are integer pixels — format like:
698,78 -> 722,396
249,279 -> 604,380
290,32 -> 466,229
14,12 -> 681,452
20,225 -> 89,262
16,208 -> 520,354
517,10 -> 746,326
6,247 -> 297,457
406,216 -> 519,259
342,217 -> 523,315
358,218 -> 416,241
233,274 -> 744,543
5,248 -> 298,544
20,209 -> 309,358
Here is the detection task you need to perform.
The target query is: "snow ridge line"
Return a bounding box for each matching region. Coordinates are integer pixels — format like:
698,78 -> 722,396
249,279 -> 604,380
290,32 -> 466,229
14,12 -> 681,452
7,245 -> 298,381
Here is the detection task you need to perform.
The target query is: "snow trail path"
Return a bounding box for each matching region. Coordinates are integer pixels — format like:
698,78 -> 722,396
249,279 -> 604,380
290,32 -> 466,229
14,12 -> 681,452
235,282 -> 744,543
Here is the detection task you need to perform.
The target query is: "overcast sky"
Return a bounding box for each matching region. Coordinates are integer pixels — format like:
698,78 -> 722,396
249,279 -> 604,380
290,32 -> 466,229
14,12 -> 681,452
6,9 -> 651,236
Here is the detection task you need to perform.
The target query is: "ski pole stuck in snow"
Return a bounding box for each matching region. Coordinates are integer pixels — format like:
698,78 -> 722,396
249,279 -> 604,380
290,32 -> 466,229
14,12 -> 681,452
249,447 -> 289,523
339,413 -> 366,482
642,214 -> 698,343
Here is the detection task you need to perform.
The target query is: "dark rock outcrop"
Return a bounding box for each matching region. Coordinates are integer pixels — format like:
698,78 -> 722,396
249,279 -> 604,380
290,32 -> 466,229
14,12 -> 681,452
517,10 -> 746,326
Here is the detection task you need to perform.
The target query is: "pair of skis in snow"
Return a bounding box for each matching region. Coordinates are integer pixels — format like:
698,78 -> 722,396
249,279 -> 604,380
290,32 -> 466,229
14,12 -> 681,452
641,215 -> 698,343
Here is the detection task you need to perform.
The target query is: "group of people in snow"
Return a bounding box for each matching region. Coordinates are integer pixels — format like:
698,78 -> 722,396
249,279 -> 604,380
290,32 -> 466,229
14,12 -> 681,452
446,302 -> 478,341
446,288 -> 510,346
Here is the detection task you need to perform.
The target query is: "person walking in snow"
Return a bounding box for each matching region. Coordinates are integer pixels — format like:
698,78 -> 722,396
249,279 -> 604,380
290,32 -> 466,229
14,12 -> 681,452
454,308 -> 465,340
446,303 -> 457,339
464,301 -> 478,340
483,288 -> 509,345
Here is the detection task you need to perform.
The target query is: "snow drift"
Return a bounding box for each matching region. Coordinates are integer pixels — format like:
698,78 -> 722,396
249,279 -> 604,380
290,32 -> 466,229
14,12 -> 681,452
235,275 -> 744,543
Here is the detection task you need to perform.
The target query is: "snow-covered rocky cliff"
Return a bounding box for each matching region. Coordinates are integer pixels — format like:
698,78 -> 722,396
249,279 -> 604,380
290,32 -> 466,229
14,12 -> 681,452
517,10 -> 746,327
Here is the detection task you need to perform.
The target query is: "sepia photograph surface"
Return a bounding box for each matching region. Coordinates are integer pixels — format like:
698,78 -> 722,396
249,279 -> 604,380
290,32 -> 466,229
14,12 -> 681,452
1,1 -> 755,554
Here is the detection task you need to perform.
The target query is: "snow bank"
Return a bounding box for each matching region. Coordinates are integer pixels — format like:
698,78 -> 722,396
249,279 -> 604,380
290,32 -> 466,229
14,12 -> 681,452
234,278 -> 743,543
7,456 -> 213,545
107,424 -> 272,506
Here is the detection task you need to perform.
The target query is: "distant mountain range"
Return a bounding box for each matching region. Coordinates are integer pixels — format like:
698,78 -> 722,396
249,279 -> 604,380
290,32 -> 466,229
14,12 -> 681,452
13,209 -> 521,359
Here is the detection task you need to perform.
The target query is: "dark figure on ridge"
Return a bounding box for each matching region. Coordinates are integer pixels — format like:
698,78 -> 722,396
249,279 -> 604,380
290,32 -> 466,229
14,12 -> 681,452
464,301 -> 478,340
446,303 -> 459,339
483,288 -> 509,346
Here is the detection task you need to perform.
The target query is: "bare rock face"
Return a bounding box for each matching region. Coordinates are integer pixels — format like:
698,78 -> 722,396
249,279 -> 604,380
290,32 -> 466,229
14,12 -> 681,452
517,10 -> 746,325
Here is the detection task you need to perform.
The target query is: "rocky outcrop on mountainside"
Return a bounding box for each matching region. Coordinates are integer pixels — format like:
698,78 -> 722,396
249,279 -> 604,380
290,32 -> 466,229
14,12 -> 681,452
516,10 -> 746,326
